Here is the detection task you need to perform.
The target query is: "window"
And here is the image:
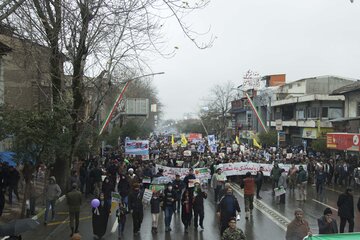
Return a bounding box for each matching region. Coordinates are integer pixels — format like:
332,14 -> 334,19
296,109 -> 305,120
288,85 -> 292,89
307,107 -> 319,119
357,102 -> 360,117
329,108 -> 343,119
321,107 -> 328,118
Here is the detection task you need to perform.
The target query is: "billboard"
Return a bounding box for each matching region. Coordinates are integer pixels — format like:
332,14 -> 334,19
125,98 -> 149,116
327,133 -> 360,151
125,140 -> 149,155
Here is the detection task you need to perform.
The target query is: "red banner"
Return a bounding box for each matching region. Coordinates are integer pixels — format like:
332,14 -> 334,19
188,133 -> 203,142
327,133 -> 360,151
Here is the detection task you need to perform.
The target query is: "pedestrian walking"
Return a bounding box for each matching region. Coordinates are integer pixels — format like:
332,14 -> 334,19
150,191 -> 161,234
211,168 -> 227,203
193,182 -> 207,230
172,173 -> 184,213
129,183 -> 144,235
337,188 -> 354,233
163,182 -> 177,232
101,177 -> 114,206
287,164 -> 297,193
117,172 -> 130,212
92,192 -> 111,239
79,163 -> 87,194
255,166 -> 264,199
286,208 -> 312,240
90,164 -> 103,197
7,166 -> 20,204
221,217 -> 246,240
183,168 -> 196,193
315,165 -> 326,200
241,172 -> 255,220
0,184 -> 5,217
116,201 -> 127,239
296,166 -> 307,201
66,183 -> 82,237
278,169 -> 287,204
44,176 -> 62,225
270,163 -> 281,196
181,189 -> 193,233
216,186 -> 241,236
317,207 -> 338,234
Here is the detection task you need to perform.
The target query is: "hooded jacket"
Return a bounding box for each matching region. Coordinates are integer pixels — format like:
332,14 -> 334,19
45,176 -> 62,201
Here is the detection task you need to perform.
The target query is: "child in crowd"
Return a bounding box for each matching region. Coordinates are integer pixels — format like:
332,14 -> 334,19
116,201 -> 127,239
150,191 -> 161,233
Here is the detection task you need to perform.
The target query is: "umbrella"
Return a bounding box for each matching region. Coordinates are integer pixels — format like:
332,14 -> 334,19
0,152 -> 16,167
0,218 -> 40,236
151,176 -> 172,185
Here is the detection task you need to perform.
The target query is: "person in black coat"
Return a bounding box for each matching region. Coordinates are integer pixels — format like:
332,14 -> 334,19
181,189 -> 193,233
150,191 -> 161,233
317,207 -> 338,234
101,177 -> 114,206
117,173 -> 130,211
216,187 -> 241,236
337,188 -> 354,233
163,182 -> 177,232
255,167 -> 264,199
183,168 -> 196,192
193,183 -> 207,230
7,166 -> 20,204
173,174 -> 184,213
92,192 -> 111,239
128,183 -> 144,235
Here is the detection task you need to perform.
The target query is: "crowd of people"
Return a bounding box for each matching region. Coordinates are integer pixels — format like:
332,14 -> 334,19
2,135 -> 360,240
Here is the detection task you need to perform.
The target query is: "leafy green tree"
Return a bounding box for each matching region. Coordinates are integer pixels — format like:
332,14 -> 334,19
1,106 -> 72,216
258,130 -> 277,147
311,139 -> 327,153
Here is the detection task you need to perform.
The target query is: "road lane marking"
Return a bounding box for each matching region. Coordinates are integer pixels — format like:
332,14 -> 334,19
111,220 -> 119,233
312,199 -> 338,212
46,216 -> 92,226
231,183 -> 289,231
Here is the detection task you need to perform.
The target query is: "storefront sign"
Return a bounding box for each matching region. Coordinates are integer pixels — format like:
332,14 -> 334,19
327,133 -> 360,151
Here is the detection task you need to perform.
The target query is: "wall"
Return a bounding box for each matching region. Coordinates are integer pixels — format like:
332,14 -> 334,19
346,91 -> 360,117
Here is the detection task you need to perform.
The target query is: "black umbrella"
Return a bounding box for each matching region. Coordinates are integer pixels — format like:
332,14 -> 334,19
0,218 -> 40,236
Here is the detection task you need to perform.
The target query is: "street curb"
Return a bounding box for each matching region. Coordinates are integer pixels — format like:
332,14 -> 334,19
0,195 -> 66,240
32,194 -> 66,221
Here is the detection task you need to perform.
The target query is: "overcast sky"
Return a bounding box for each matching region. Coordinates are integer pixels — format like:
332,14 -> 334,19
150,0 -> 360,120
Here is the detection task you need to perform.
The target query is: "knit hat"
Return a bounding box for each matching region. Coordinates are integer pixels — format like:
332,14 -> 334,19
323,208 -> 332,215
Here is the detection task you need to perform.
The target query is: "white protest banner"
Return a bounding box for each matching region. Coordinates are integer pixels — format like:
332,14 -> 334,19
111,192 -> 121,203
142,188 -> 153,203
217,162 -> 307,177
155,165 -> 211,180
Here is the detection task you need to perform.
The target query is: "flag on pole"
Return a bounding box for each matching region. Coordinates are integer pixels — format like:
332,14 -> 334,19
171,134 -> 175,145
235,136 -> 240,145
99,81 -> 130,135
253,138 -> 262,149
244,92 -> 268,133
181,134 -> 188,145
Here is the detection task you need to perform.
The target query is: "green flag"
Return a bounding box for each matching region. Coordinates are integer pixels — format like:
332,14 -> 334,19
305,233 -> 360,240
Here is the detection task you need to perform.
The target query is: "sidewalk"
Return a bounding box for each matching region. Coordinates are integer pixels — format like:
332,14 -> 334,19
0,176 -> 46,224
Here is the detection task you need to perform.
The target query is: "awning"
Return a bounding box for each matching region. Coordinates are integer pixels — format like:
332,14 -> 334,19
329,116 -> 360,122
0,152 -> 16,166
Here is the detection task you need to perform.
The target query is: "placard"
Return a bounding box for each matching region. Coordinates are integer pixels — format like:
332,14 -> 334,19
111,192 -> 121,203
142,188 -> 153,203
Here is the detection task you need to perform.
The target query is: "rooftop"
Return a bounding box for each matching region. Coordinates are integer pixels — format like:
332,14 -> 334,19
331,81 -> 360,95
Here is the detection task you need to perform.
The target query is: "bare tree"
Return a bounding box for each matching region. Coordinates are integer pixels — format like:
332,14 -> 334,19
5,0 -> 213,189
201,81 -> 236,139
0,0 -> 25,22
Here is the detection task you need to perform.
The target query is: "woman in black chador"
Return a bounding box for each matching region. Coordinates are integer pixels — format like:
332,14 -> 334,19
92,192 -> 111,239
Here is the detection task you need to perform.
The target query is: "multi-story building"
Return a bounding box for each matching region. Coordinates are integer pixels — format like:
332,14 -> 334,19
330,81 -> 360,133
269,75 -> 356,146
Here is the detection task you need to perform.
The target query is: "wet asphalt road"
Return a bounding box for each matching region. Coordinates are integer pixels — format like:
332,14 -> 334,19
16,181 -> 360,240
